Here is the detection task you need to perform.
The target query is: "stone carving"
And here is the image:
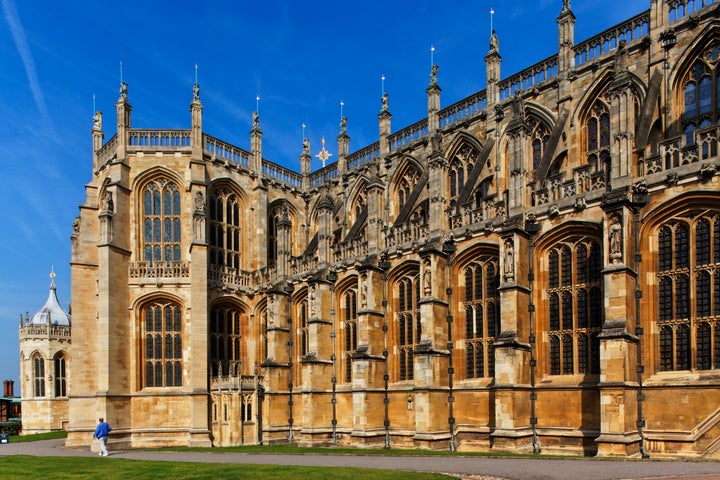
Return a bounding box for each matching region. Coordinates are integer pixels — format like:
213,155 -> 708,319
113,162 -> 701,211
423,258 -> 432,296
93,111 -> 102,130
193,191 -> 206,243
381,93 -> 389,113
309,284 -> 317,318
490,29 -> 499,52
72,216 -> 81,234
193,82 -> 200,101
609,213 -> 623,265
101,191 -> 114,214
429,64 -> 439,86
360,273 -> 368,308
504,239 -> 515,281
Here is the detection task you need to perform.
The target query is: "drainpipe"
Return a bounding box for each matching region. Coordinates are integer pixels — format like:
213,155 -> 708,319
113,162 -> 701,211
379,253 -> 392,449
633,206 -> 650,459
526,220 -> 541,454
443,238 -> 458,452
328,269 -> 339,445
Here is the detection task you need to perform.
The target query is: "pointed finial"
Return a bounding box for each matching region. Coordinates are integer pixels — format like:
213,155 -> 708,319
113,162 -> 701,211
195,63 -> 198,84
256,94 -> 260,114
315,137 -> 332,168
120,60 -> 123,83
340,100 -> 344,121
490,7 -> 495,34
50,266 -> 56,289
381,74 -> 385,96
430,45 -> 435,67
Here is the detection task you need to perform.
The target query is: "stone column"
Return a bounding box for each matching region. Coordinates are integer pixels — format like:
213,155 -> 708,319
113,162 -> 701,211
596,194 -> 640,456
413,248 -> 451,448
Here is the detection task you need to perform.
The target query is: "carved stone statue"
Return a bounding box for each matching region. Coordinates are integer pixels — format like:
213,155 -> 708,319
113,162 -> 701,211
430,64 -> 439,86
101,191 -> 114,214
93,111 -> 102,130
303,138 -> 310,156
609,213 -> 623,264
72,216 -> 81,234
193,82 -> 200,101
504,239 -> 515,281
360,273 -> 368,308
252,111 -> 260,130
561,0 -> 571,13
381,93 -> 389,113
423,258 -> 432,296
489,29 -> 499,52
119,82 -> 128,99
309,285 -> 317,318
193,191 -> 205,215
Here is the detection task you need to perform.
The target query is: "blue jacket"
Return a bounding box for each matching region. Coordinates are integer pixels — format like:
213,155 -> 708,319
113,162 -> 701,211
93,422 -> 112,438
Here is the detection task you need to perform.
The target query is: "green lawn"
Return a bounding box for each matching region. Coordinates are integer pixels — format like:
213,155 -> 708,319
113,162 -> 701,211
8,431 -> 67,443
0,456 -> 457,480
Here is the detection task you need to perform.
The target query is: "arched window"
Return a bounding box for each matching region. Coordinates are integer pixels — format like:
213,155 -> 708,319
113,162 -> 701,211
449,144 -> 477,199
586,99 -> 611,176
528,117 -> 551,170
463,258 -> 500,378
142,301 -> 183,388
657,214 -> 720,371
143,178 -> 181,265
398,166 -> 420,210
209,188 -> 242,271
32,354 -> 45,397
268,203 -> 292,266
53,352 -> 67,397
397,274 -> 421,381
546,238 -> 603,375
298,298 -> 309,358
682,58 -> 718,145
342,290 -> 358,383
210,305 -> 243,377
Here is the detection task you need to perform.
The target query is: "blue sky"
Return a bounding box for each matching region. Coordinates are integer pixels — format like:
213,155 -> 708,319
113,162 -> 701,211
0,0 -> 644,390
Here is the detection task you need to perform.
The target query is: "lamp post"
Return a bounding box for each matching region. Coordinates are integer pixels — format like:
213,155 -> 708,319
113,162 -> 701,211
659,29 -> 677,137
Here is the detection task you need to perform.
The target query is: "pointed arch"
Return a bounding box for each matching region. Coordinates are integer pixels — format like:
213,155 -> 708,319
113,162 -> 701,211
208,180 -> 249,272
390,156 -> 428,226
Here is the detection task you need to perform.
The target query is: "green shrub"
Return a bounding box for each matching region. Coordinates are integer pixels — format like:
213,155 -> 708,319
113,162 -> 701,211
0,419 -> 22,436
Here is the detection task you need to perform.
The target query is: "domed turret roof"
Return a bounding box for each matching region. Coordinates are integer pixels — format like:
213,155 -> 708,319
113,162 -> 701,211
29,271 -> 71,327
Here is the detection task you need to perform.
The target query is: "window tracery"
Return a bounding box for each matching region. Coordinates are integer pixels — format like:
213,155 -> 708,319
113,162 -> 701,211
463,259 -> 500,378
657,213 -> 720,371
32,354 -> 45,397
53,352 -> 67,397
142,301 -> 183,388
209,188 -> 241,271
398,165 -> 420,210
143,178 -> 181,265
342,289 -> 358,383
682,46 -> 720,145
528,117 -> 551,170
546,237 -> 602,375
298,298 -> 309,358
210,305 -> 243,377
397,274 -> 421,381
449,145 -> 477,199
586,99 -> 611,176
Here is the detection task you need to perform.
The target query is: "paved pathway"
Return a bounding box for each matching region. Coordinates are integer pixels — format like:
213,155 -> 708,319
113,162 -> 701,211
1,438 -> 720,480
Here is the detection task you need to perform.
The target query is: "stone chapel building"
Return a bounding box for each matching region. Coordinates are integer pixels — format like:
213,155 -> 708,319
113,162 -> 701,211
27,0 -> 720,457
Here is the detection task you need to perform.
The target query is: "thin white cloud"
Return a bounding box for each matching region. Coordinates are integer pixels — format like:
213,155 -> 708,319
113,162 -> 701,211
2,0 -> 51,124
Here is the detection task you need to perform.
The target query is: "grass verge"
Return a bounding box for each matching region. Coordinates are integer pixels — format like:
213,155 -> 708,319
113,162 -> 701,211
0,455 -> 457,480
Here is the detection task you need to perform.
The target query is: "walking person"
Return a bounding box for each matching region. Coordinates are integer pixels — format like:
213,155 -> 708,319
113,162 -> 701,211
93,417 -> 112,456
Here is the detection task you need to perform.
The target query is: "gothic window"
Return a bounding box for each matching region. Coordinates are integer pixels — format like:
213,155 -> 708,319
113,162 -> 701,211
53,352 -> 67,398
682,56 -> 719,145
657,214 -> 720,371
353,194 -> 366,220
143,301 -> 183,388
474,177 -> 493,210
398,165 -> 420,210
32,354 -> 45,397
528,117 -> 551,170
397,274 -> 421,381
210,305 -> 243,377
143,178 -> 181,265
463,258 -> 500,378
268,204 -> 291,266
586,100 -> 611,176
209,188 -> 241,271
449,145 -> 478,199
546,238 -> 603,375
298,299 -> 309,358
343,290 -> 358,383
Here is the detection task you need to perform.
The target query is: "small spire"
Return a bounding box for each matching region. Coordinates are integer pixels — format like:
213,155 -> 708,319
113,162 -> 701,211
193,64 -> 200,102
50,266 -> 56,289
